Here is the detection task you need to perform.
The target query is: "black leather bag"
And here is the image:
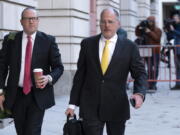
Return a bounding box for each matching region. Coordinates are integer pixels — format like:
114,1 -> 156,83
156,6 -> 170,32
63,115 -> 84,135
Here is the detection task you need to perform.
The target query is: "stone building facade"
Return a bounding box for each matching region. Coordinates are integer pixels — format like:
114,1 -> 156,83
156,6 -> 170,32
0,0 -> 178,95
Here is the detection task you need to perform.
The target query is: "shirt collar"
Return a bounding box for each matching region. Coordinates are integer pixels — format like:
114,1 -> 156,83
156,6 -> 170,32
101,34 -> 118,43
22,31 -> 37,40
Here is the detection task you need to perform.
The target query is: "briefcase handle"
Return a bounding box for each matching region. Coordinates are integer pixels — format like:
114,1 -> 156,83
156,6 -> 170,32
64,114 -> 84,135
67,114 -> 83,122
67,114 -> 77,122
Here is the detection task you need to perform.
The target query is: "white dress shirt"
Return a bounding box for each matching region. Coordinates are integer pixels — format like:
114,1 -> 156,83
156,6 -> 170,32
99,34 -> 118,63
18,32 -> 36,87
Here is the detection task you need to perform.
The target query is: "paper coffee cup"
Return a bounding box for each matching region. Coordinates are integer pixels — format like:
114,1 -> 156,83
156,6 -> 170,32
33,68 -> 43,88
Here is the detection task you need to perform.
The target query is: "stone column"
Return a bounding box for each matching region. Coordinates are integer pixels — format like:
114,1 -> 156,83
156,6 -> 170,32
0,0 -> 37,48
128,0 -> 150,40
137,0 -> 151,20
37,0 -> 90,95
90,0 -> 97,36
119,0 -> 139,40
150,0 -> 160,26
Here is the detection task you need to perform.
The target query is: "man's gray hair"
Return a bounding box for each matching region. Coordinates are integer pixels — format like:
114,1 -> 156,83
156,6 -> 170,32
101,8 -> 120,21
21,7 -> 37,19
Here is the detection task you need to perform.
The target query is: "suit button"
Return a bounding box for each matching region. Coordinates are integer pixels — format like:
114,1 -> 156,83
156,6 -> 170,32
102,80 -> 104,83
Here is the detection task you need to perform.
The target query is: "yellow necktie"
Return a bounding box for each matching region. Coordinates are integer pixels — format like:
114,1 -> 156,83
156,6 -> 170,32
101,40 -> 110,74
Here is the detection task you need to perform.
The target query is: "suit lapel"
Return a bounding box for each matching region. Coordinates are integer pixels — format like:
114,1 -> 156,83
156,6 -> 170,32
92,35 -> 102,75
16,32 -> 23,72
105,36 -> 123,75
31,31 -> 41,69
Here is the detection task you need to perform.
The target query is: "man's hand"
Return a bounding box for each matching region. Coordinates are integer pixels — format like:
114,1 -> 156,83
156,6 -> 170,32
35,75 -> 49,89
130,94 -> 144,109
65,108 -> 75,117
0,95 -> 5,111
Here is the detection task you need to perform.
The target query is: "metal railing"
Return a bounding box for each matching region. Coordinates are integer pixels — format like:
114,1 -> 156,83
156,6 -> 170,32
128,44 -> 180,88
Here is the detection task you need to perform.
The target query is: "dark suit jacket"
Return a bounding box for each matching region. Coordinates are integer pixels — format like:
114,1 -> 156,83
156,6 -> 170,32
0,31 -> 64,110
69,34 -> 147,121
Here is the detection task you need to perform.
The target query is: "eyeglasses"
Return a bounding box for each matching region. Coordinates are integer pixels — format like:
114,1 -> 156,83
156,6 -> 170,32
22,17 -> 38,21
100,20 -> 116,25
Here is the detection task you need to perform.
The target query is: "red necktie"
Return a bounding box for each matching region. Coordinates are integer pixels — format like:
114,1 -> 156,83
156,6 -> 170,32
23,36 -> 32,95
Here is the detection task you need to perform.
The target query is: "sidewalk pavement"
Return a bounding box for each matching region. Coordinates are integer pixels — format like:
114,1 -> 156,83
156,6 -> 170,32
0,83 -> 180,135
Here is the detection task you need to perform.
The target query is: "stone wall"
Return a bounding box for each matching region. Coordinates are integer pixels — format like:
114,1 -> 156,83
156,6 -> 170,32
37,0 -> 90,95
0,0 -> 37,48
0,0 -> 163,95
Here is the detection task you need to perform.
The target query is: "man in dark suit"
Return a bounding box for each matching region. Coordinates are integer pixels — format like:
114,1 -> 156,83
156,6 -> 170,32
0,8 -> 64,135
65,8 -> 147,135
